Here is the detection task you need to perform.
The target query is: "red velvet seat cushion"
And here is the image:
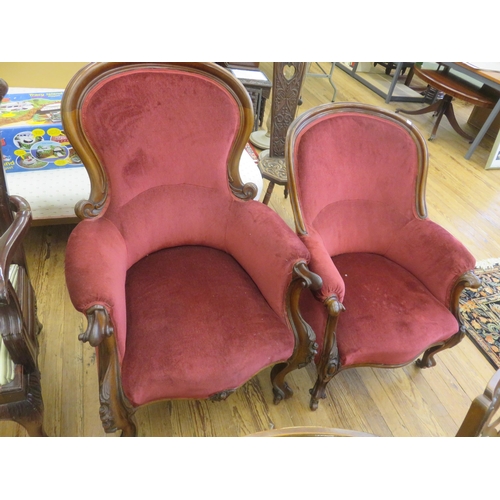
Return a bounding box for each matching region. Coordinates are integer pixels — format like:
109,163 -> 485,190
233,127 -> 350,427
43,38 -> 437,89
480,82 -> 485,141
121,246 -> 294,406
300,253 -> 458,366
333,253 -> 459,366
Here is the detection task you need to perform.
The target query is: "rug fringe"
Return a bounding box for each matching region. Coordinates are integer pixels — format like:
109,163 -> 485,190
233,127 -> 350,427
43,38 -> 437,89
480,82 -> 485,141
476,257 -> 500,270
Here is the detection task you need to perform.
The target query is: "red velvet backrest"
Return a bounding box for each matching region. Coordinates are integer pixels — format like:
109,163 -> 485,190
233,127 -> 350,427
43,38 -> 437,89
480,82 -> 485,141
63,63 -> 254,265
288,104 -> 428,256
80,68 -> 241,211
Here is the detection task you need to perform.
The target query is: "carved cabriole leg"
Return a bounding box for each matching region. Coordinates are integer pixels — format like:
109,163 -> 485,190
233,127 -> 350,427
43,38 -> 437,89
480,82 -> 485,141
309,296 -> 345,411
417,270 -> 481,369
271,261 -> 320,405
417,328 -> 465,368
80,306 -> 137,437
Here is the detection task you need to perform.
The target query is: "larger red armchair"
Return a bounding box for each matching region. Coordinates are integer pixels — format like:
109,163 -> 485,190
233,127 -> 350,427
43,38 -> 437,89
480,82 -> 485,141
285,102 -> 480,410
62,62 -> 320,436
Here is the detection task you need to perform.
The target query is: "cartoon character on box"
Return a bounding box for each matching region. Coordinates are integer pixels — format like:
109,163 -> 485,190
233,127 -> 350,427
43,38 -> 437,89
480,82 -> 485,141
13,131 -> 42,149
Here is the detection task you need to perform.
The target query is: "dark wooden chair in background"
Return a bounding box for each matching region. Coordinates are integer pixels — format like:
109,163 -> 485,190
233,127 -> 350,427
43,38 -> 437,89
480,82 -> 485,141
456,368 -> 500,437
396,64 -> 496,141
373,62 -> 415,84
258,62 -> 306,205
0,79 -> 45,437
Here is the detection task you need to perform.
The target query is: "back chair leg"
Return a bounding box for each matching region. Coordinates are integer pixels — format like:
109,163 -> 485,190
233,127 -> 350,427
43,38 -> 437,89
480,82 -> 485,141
417,328 -> 465,368
262,181 -> 275,205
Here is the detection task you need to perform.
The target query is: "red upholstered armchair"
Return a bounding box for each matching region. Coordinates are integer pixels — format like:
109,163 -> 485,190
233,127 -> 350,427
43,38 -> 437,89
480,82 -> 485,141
286,102 -> 480,410
62,62 -> 320,436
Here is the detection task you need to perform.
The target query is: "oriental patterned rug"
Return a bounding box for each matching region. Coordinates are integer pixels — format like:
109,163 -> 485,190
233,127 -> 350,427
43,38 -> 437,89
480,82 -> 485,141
460,258 -> 500,369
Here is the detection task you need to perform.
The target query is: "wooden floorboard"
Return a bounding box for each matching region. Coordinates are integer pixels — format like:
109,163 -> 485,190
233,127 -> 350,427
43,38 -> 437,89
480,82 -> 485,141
1,62 -> 497,437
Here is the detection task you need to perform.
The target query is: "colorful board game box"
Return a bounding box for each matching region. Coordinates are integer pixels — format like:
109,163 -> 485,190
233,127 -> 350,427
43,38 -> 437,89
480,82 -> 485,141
0,89 -> 83,173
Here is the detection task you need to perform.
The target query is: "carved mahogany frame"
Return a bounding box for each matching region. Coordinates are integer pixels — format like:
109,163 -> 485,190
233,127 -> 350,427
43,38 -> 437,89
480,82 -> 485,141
64,63 -> 322,434
61,62 -> 257,220
285,102 -> 479,410
271,261 -> 320,404
286,102 -> 429,238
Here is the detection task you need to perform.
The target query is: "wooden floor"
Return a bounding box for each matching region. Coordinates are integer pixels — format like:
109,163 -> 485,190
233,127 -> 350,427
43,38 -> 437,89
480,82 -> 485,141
1,62 -> 499,437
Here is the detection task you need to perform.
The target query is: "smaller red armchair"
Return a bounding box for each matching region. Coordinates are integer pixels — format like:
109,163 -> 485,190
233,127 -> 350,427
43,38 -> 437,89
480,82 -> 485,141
62,62 -> 320,436
286,102 -> 480,410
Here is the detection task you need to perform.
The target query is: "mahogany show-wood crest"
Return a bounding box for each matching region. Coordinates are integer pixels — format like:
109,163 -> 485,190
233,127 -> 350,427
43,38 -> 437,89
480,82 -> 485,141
61,62 -> 257,220
285,102 -> 430,237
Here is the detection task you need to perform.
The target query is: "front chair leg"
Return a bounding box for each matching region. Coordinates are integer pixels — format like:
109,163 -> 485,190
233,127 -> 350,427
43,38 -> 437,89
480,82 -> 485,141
309,297 -> 344,411
81,306 -> 137,436
97,335 -> 137,437
271,262 -> 321,405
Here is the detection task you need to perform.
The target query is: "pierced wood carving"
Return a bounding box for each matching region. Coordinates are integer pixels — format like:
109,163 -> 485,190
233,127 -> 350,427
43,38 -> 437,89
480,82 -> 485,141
259,63 -> 306,205
259,157 -> 287,183
269,63 -> 306,158
271,260 -> 320,405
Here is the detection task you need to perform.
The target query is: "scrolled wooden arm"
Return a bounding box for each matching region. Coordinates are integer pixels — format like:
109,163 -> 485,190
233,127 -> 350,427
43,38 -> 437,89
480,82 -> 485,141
451,270 -> 481,321
324,294 -> 345,317
271,260 -> 321,404
293,260 -> 323,292
0,196 -> 32,305
230,181 -> 258,201
288,261 -> 321,366
79,305 -> 114,347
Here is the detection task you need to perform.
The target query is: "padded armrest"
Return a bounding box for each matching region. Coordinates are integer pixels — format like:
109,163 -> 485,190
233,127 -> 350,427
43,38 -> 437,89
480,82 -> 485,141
384,218 -> 476,307
225,200 -> 311,320
300,228 -> 345,304
65,217 -> 128,358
